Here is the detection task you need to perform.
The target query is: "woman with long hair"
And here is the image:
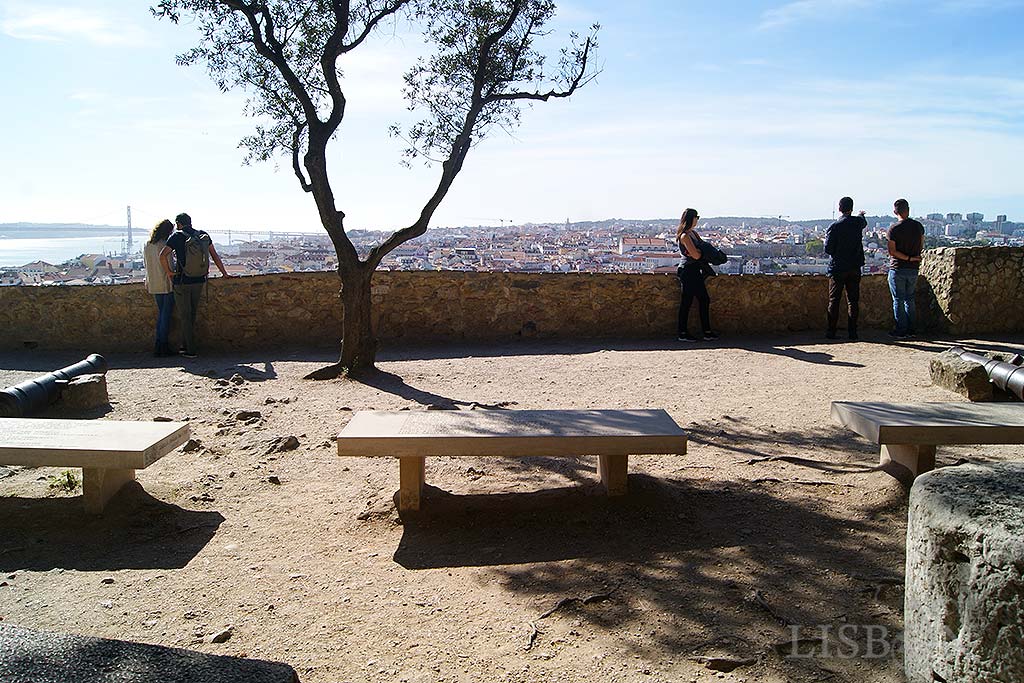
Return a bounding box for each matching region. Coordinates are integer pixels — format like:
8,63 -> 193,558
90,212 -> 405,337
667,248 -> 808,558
675,208 -> 718,342
143,219 -> 175,356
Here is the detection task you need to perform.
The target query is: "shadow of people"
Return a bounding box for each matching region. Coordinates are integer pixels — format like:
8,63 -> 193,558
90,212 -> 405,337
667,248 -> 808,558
0,483 -> 223,572
730,338 -> 866,367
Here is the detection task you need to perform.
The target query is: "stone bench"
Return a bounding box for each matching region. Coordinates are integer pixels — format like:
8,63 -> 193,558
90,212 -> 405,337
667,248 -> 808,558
904,463 -> 1024,683
335,409 -> 687,512
830,401 -> 1024,485
0,622 -> 298,683
0,417 -> 190,513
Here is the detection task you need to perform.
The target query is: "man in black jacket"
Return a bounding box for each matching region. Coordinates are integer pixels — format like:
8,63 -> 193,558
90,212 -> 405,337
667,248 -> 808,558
824,196 -> 867,340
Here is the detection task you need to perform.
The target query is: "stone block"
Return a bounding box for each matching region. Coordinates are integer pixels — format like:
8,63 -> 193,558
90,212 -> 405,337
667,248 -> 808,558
904,463 -> 1024,683
56,373 -> 109,412
0,622 -> 299,683
929,350 -> 993,402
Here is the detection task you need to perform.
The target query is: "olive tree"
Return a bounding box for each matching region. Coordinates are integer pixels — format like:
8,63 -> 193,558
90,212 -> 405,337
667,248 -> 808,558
151,0 -> 599,377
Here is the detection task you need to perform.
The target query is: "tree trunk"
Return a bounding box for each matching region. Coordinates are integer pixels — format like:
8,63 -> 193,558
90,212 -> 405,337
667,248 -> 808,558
304,265 -> 376,379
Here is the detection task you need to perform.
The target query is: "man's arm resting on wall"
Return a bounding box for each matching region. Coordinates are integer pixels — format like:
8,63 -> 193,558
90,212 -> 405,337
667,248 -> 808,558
209,244 -> 233,277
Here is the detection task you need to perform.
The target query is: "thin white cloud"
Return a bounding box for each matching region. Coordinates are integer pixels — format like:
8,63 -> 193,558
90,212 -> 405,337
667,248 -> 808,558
937,0 -> 1024,11
758,0 -> 877,30
0,3 -> 149,46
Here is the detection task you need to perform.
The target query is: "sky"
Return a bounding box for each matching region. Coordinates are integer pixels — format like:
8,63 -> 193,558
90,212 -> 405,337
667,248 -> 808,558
1,0 -> 1022,234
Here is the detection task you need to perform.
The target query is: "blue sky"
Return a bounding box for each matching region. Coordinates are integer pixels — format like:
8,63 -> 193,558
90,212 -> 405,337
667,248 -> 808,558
1,0 -> 1022,234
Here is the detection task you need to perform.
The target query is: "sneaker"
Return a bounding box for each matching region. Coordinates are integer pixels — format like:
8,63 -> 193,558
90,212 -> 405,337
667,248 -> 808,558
180,350 -> 198,359
702,331 -> 720,341
887,329 -> 905,339
848,331 -> 859,341
677,334 -> 698,342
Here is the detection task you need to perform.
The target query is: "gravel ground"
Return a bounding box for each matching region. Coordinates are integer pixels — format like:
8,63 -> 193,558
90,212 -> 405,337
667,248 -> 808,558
2,332 -> 1023,683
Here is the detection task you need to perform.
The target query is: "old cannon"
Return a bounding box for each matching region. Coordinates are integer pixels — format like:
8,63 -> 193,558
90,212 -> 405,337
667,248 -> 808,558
948,346 -> 1024,402
0,354 -> 109,418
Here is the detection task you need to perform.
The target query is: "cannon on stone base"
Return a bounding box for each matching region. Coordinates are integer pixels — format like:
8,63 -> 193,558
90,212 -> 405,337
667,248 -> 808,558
0,354 -> 108,418
947,346 -> 1024,401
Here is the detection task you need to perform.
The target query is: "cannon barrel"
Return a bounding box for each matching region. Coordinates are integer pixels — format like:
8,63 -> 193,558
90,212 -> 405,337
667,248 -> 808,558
948,347 -> 1024,401
0,354 -> 108,418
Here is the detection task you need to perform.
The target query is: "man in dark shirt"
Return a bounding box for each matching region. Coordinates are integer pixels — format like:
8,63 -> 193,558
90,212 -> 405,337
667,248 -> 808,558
886,198 -> 925,338
824,196 -> 866,340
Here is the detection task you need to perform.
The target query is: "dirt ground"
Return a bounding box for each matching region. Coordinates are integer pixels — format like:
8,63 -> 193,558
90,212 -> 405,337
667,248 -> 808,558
2,332 -> 1023,683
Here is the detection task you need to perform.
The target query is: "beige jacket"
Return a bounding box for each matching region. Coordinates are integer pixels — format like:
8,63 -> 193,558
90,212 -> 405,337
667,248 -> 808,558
143,241 -> 172,294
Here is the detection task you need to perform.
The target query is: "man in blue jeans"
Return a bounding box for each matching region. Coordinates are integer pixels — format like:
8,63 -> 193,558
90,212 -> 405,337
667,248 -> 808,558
886,198 -> 925,338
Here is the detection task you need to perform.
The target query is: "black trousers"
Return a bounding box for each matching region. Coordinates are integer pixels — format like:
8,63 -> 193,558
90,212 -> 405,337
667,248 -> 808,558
827,269 -> 861,335
677,265 -> 711,335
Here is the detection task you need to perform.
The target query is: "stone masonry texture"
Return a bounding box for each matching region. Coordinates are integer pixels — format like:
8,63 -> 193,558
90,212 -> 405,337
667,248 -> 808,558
904,463 -> 1024,683
0,248 -> 1020,352
919,247 -> 1024,335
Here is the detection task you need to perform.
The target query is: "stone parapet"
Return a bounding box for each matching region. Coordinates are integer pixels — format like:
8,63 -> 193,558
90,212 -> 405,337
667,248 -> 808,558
0,248 -> 1020,352
919,246 -> 1024,334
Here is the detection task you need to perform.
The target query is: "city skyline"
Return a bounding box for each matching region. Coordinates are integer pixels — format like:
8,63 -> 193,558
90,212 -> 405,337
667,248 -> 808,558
1,1 -> 1023,232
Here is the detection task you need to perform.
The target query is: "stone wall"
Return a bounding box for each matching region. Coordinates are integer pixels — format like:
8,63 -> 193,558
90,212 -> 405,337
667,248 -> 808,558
919,247 -> 1024,335
0,248 -> 1020,352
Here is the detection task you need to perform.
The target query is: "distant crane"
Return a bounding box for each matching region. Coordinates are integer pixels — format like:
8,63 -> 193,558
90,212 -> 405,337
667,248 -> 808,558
760,215 -> 790,230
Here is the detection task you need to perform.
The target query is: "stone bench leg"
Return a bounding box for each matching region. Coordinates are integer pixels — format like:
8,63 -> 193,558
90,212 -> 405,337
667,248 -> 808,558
82,467 -> 136,514
398,456 -> 426,513
598,454 -> 629,496
880,444 -> 936,487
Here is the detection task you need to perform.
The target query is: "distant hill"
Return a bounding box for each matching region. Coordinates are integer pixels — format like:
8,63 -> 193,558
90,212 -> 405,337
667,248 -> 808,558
0,223 -> 126,237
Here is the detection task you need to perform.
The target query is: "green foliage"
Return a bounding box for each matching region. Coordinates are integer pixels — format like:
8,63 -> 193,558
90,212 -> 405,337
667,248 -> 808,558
804,238 -> 824,255
396,0 -> 599,165
47,469 -> 80,494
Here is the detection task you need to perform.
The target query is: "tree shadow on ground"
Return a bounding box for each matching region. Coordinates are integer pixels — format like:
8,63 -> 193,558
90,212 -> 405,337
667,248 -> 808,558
0,483 -> 223,572
354,368 -> 516,410
179,360 -> 278,382
393,474 -> 908,678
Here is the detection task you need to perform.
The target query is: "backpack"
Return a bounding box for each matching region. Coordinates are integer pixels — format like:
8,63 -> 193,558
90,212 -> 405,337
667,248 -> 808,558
182,231 -> 211,279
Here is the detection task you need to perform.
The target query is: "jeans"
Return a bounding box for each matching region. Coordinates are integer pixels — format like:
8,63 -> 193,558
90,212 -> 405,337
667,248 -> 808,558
888,268 -> 918,334
827,269 -> 861,336
677,265 -> 711,335
154,293 -> 174,353
173,282 -> 205,354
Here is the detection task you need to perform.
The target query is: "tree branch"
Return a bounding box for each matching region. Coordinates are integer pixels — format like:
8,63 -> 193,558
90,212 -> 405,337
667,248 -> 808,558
340,0 -> 411,54
291,121 -> 312,192
485,36 -> 596,104
220,0 -> 319,124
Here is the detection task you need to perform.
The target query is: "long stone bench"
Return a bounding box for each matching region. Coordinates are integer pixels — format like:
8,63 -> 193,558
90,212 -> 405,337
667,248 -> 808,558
0,622 -> 298,683
335,409 -> 687,512
830,401 -> 1024,485
0,417 -> 190,513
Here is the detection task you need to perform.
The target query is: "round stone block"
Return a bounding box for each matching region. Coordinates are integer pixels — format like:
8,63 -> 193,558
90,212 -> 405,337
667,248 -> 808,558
904,462 -> 1024,683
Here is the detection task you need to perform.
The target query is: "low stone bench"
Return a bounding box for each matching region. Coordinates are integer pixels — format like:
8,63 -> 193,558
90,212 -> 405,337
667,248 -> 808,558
904,462 -> 1024,683
0,417 -> 190,513
830,401 -> 1024,485
336,409 -> 687,512
0,622 -> 298,683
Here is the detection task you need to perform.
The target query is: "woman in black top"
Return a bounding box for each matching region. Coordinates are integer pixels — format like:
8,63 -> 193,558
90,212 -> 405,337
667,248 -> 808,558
676,208 -> 718,342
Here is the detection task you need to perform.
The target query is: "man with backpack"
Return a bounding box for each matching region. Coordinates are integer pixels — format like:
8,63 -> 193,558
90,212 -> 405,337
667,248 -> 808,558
159,212 -> 232,358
